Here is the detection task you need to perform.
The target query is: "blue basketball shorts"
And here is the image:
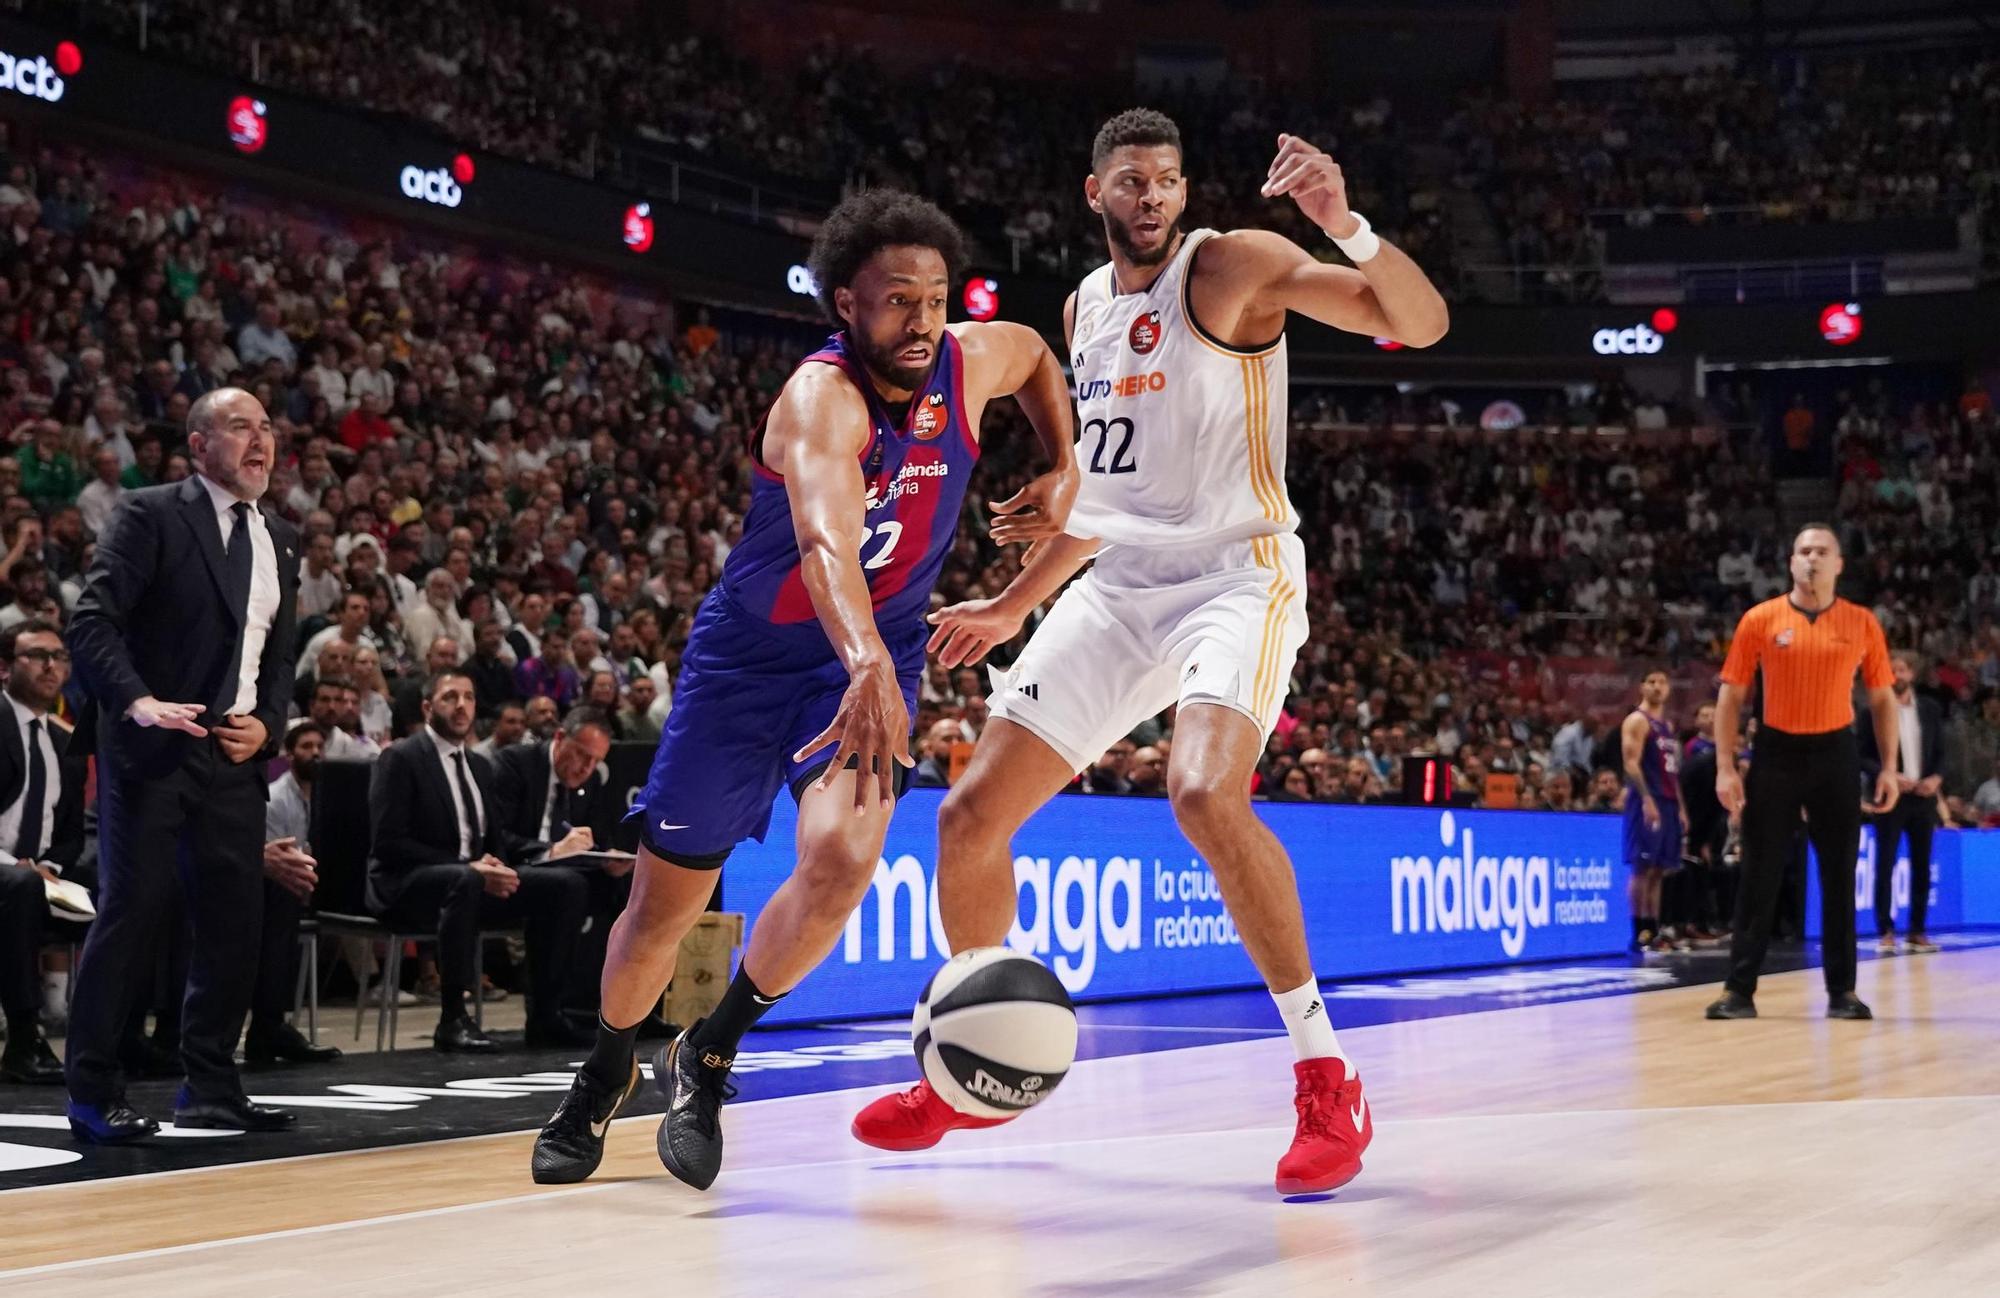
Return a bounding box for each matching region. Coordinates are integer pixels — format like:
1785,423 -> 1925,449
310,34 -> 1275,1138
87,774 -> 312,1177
628,586 -> 924,868
1623,797 -> 1684,871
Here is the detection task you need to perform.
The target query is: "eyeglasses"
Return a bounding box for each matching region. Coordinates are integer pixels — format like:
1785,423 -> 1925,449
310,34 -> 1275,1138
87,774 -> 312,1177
13,649 -> 69,665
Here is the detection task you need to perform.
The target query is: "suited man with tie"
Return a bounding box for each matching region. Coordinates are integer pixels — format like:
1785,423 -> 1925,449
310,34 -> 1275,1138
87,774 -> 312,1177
367,669 -> 588,1052
491,705 -> 629,1018
63,388 -> 301,1143
0,619 -> 88,1084
1857,649 -> 1947,952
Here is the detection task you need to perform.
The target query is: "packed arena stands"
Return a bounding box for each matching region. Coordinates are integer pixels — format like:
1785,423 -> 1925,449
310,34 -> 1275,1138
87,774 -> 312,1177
0,115 -> 1993,853
22,0 -> 2000,300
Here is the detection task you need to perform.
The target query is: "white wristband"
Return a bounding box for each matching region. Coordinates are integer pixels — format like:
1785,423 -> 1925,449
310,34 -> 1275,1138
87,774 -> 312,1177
1330,211 -> 1380,264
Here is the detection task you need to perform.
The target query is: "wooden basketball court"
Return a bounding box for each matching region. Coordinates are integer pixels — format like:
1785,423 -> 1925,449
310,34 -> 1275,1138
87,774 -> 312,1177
4,945 -> 1997,1295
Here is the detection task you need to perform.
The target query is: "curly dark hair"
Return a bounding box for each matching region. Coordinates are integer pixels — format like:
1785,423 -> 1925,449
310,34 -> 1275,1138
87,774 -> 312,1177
806,189 -> 966,325
1091,108 -> 1182,171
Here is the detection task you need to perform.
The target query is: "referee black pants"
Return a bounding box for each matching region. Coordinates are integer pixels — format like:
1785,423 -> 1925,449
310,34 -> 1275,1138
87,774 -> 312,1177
1726,727 -> 1861,999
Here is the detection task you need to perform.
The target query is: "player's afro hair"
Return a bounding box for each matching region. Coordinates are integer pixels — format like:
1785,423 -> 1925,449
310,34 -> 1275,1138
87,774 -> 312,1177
1092,108 -> 1182,171
807,189 -> 967,325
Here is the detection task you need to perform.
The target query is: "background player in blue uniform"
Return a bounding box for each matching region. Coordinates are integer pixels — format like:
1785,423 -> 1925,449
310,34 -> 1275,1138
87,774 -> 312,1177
1622,670 -> 1685,951
532,191 -> 1078,1188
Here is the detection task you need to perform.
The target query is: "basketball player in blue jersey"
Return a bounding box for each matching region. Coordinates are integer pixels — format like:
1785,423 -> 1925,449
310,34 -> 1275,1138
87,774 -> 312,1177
852,110 -> 1448,1196
1622,671 -> 1686,951
531,191 -> 1078,1188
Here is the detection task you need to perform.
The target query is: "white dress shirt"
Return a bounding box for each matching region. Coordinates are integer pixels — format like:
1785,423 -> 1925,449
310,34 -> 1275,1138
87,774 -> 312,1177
426,726 -> 487,860
0,694 -> 61,871
197,474 -> 281,716
1898,695 -> 1923,782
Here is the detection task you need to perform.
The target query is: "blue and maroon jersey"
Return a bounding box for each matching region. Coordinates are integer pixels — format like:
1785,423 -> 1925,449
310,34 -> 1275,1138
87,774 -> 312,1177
721,330 -> 980,645
1633,710 -> 1681,802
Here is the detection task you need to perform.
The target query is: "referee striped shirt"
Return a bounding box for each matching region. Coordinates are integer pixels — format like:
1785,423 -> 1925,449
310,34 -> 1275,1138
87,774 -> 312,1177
1718,596 -> 1892,735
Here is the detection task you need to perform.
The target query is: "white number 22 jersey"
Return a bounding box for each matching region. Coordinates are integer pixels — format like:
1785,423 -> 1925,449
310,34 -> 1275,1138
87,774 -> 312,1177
1063,228 -> 1298,549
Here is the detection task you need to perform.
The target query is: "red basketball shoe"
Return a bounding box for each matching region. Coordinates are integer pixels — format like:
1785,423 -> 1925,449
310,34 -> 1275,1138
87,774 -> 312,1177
1274,1057 -> 1372,1195
850,1080 -> 1014,1152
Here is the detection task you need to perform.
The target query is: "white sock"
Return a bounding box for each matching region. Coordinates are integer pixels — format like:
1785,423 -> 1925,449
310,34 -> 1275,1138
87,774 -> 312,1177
41,971 -> 68,1017
1271,979 -> 1347,1066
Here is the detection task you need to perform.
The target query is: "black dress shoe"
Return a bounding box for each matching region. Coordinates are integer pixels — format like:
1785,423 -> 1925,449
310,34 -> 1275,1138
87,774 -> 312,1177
434,1015 -> 498,1053
245,1022 -> 344,1067
1827,993 -> 1874,1020
66,1099 -> 160,1144
173,1089 -> 298,1132
1704,991 -> 1758,1020
532,1059 -> 641,1184
525,1017 -> 596,1050
0,1034 -> 64,1084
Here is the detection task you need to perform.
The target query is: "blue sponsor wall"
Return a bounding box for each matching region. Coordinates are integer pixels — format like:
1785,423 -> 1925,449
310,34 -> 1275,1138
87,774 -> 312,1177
1805,824 -> 2000,938
728,792 -> 1632,1026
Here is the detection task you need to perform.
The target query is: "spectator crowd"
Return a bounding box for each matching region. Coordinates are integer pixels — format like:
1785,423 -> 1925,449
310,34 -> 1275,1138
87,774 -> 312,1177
20,0 -> 2000,299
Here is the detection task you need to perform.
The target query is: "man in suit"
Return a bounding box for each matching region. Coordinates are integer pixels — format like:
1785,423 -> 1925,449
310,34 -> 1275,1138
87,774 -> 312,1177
1858,649 -> 1945,953
63,388 -> 302,1142
0,619 -> 88,1083
491,705 -> 626,1018
367,669 -> 588,1052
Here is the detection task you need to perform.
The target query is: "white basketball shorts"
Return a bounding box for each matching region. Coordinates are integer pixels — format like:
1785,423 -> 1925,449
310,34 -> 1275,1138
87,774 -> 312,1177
987,533 -> 1309,772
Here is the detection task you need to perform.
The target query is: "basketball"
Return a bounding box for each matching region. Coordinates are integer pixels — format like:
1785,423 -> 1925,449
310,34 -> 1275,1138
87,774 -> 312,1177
913,947 -> 1079,1119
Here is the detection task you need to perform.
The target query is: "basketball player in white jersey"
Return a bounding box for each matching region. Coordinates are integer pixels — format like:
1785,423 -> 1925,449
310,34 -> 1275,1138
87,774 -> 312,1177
851,109 -> 1448,1194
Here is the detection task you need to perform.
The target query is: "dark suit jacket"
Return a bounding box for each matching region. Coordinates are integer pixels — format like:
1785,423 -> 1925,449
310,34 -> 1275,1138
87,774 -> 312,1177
0,705 -> 87,873
490,739 -> 619,866
1856,693 -> 1945,783
67,477 -> 300,776
367,730 -> 504,908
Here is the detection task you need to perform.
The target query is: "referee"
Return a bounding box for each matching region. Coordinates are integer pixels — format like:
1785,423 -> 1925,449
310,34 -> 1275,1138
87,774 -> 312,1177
1705,524 -> 1898,1022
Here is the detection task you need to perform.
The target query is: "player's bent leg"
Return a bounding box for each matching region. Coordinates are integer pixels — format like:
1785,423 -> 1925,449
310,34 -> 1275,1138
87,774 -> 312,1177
854,720 -> 1079,1153
936,717 -> 1079,951
658,770 -> 900,1191
739,768 -> 897,994
532,844 -> 721,1185
1168,702 -> 1371,1195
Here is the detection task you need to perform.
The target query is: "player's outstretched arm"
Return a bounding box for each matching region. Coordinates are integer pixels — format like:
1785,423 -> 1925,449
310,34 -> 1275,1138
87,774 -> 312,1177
770,367 -> 913,809
956,321 -> 1079,546
927,532 -> 1101,669
1247,133 -> 1449,347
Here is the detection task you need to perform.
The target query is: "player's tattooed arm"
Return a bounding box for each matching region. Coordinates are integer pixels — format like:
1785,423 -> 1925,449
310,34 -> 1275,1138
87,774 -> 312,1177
769,366 -> 913,809
956,321 -> 1079,546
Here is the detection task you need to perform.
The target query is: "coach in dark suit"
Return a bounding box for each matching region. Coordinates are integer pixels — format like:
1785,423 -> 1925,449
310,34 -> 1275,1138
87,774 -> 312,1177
1857,649 -> 1946,949
367,669 -> 588,1052
0,619 -> 88,1084
63,388 -> 301,1142
491,705 -> 627,1016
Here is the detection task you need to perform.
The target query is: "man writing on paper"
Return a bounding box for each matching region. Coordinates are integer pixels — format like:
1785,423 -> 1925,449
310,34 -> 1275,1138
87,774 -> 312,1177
492,705 -> 630,1025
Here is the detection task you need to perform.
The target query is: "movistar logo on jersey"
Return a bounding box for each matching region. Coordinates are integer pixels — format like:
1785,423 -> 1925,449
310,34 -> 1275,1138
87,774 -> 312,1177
1076,371 -> 1167,402
1390,811 -> 1612,957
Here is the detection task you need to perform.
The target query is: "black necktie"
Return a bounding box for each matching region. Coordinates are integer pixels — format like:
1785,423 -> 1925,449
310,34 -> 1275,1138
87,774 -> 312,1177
452,750 -> 482,855
218,502 -> 253,711
545,776 -> 565,841
16,718 -> 44,860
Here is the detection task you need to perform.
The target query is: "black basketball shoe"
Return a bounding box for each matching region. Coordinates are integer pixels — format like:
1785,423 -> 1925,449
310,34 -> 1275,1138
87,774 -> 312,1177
531,1059 -> 640,1184
653,1021 -> 737,1191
